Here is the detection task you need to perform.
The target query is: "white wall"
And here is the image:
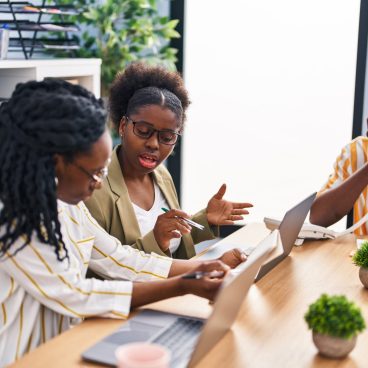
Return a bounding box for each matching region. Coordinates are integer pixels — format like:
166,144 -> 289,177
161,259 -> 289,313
182,0 -> 360,230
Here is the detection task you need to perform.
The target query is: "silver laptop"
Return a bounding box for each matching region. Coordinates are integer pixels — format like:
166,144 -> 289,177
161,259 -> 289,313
254,192 -> 316,281
82,230 -> 279,368
194,193 -> 316,282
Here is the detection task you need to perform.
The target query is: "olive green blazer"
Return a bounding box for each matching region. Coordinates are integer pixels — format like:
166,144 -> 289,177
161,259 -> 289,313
84,145 -> 217,259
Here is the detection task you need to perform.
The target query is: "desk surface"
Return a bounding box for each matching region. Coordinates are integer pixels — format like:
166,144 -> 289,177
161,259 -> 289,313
9,224 -> 368,368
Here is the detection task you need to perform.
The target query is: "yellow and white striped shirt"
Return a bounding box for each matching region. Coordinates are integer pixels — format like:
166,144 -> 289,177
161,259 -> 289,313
0,200 -> 172,367
320,136 -> 368,235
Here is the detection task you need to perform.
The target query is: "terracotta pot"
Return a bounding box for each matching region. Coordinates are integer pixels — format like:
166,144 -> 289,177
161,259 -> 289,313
312,332 -> 357,359
359,267 -> 368,288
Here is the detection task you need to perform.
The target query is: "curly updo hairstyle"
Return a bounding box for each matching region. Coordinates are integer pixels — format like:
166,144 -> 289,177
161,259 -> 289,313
109,62 -> 190,133
0,79 -> 107,261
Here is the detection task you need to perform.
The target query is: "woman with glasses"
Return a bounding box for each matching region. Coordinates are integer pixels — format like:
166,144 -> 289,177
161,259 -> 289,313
0,79 -> 235,365
85,62 -> 252,260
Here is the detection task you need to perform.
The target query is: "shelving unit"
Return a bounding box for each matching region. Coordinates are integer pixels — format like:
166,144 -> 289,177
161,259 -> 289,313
0,58 -> 102,98
0,0 -> 80,59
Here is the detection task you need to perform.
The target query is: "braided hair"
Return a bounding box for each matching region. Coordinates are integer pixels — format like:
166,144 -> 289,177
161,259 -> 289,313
0,79 -> 107,261
109,62 -> 190,133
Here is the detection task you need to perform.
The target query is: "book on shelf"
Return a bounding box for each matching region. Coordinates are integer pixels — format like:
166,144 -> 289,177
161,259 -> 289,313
0,1 -> 80,58
1,20 -> 79,32
0,2 -> 79,16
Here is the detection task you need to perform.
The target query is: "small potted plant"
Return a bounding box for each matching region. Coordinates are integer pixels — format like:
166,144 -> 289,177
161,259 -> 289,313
352,240 -> 368,288
304,294 -> 365,359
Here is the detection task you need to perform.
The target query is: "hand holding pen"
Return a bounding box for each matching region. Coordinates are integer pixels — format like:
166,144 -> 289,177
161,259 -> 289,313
180,261 -> 230,301
182,270 -> 225,279
161,208 -> 204,230
153,208 -> 195,252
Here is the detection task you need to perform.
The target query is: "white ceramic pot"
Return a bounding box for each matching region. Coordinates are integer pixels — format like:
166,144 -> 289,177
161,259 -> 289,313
312,332 -> 357,359
359,267 -> 368,288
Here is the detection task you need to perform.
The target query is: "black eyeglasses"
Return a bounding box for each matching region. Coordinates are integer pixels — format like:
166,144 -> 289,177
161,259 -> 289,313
125,117 -> 180,146
71,159 -> 110,184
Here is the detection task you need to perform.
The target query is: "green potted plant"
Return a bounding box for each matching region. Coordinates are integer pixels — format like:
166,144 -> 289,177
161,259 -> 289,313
353,240 -> 368,288
304,294 -> 365,359
56,0 -> 180,95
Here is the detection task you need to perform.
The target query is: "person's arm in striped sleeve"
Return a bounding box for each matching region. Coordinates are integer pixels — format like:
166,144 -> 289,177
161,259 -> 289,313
83,202 -> 247,281
83,202 -> 173,282
1,235 -> 133,320
310,138 -> 368,227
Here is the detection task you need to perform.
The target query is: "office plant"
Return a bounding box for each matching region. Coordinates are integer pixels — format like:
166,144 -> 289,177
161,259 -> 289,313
352,240 -> 368,288
55,0 -> 180,95
304,294 -> 365,358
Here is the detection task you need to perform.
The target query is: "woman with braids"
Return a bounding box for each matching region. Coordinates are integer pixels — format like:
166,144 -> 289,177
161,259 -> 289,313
0,79 -> 242,366
85,62 -> 253,259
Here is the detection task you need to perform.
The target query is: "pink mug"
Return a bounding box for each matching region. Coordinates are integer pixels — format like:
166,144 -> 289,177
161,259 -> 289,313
115,342 -> 171,368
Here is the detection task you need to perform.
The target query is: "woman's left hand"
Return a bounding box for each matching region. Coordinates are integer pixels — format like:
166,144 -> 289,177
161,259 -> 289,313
219,248 -> 247,269
206,184 -> 253,226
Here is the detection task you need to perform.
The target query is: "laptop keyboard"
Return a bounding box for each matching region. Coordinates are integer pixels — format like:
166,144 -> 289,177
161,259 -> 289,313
152,317 -> 204,367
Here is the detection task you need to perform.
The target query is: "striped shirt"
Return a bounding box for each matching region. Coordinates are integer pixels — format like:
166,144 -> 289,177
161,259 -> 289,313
320,136 -> 368,235
0,200 -> 172,367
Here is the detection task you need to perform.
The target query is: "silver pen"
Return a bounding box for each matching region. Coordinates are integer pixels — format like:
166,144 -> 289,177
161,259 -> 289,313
161,207 -> 205,231
181,271 -> 225,279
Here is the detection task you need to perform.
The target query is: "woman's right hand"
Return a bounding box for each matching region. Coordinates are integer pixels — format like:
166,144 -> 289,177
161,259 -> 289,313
153,209 -> 192,251
179,260 -> 230,301
131,260 -> 230,308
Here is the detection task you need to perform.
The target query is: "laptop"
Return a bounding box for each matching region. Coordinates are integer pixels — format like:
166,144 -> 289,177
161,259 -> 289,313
195,193 -> 316,282
82,230 -> 279,368
254,192 -> 316,281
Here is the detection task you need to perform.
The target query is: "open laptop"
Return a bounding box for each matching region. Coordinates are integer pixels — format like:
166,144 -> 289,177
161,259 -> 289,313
254,192 -> 316,281
195,193 -> 316,282
82,230 -> 279,368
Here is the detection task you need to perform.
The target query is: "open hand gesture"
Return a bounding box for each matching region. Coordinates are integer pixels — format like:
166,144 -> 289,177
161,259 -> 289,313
206,184 -> 253,226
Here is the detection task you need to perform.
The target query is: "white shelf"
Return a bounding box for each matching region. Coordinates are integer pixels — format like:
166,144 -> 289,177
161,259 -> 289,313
0,58 -> 101,98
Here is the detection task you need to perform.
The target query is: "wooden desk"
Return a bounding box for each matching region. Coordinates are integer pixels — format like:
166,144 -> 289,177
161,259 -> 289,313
9,224 -> 368,368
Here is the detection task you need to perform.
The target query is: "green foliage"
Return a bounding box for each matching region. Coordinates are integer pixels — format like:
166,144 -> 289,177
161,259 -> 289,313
304,294 -> 365,339
54,0 -> 180,94
353,241 -> 368,269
